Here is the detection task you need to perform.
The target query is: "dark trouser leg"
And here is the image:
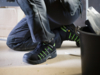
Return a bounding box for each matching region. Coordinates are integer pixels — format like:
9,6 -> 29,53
45,0 -> 82,26
16,0 -> 55,43
6,17 -> 62,50
6,17 -> 38,51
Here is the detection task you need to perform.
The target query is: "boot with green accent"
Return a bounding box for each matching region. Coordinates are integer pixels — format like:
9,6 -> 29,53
59,24 -> 80,47
23,39 -> 57,64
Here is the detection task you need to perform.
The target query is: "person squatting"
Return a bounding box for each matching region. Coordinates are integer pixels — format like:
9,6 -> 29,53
7,0 -> 83,64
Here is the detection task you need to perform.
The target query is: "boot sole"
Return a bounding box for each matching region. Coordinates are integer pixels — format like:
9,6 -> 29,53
23,50 -> 57,64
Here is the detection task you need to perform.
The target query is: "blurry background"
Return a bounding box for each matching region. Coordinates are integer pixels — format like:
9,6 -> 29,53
0,0 -> 100,38
75,0 -> 100,26
0,1 -> 100,75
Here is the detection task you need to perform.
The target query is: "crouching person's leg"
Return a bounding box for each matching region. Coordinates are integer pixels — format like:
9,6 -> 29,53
7,36 -> 38,51
6,17 -> 38,51
6,17 -> 62,51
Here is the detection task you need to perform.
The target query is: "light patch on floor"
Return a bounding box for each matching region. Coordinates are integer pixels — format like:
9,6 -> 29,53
0,41 -> 82,75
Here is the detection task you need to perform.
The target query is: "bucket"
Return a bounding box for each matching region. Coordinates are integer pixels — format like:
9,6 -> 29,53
78,26 -> 100,75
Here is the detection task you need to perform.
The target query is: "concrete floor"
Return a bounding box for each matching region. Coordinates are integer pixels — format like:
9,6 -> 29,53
0,41 -> 82,75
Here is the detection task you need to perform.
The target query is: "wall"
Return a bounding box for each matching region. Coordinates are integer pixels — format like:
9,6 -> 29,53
0,7 -> 24,37
89,0 -> 100,13
75,0 -> 86,27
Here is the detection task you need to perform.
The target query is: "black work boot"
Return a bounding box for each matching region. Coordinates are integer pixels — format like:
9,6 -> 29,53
23,39 -> 57,64
59,24 -> 80,47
